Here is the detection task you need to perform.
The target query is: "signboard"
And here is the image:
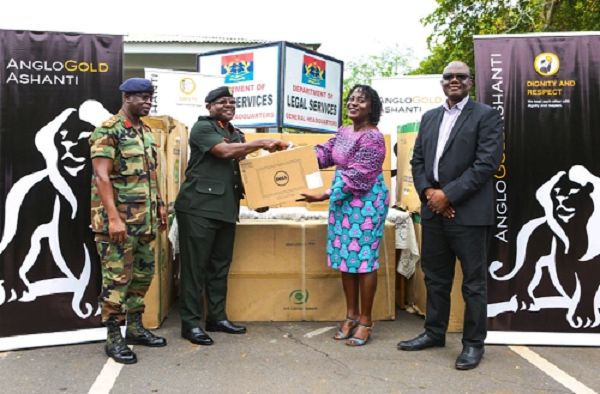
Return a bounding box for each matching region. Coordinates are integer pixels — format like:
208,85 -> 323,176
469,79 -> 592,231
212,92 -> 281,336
197,42 -> 343,131
281,44 -> 342,132
475,33 -> 600,346
371,76 -> 445,204
0,30 -> 122,351
145,68 -> 223,129
197,43 -> 280,128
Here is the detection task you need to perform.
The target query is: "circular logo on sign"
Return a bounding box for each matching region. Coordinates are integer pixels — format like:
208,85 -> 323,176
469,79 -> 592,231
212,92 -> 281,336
534,52 -> 560,77
274,171 -> 289,186
179,77 -> 196,95
289,289 -> 309,305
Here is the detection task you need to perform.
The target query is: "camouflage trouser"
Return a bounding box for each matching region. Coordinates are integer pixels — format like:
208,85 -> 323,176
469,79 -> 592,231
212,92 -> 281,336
95,234 -> 155,323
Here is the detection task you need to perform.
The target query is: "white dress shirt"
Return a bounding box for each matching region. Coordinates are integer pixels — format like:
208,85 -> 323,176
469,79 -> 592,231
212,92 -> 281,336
433,95 -> 469,182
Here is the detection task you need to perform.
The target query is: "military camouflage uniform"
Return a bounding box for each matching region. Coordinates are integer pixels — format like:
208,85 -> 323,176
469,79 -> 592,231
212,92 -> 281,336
90,110 -> 162,323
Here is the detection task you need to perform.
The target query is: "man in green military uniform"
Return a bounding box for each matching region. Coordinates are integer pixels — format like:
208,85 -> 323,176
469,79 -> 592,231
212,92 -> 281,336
175,86 -> 288,345
90,78 -> 168,364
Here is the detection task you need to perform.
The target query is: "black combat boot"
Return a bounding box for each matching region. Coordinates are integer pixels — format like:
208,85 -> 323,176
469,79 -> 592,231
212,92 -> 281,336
105,317 -> 137,364
125,312 -> 167,347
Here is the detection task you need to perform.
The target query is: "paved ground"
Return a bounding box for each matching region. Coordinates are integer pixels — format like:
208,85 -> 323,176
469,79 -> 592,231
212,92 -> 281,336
1,307 -> 599,394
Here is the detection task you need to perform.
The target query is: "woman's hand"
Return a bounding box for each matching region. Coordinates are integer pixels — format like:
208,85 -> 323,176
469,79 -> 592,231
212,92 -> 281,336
300,192 -> 329,203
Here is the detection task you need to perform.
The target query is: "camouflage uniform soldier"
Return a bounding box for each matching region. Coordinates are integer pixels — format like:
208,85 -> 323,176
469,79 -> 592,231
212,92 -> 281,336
90,78 -> 167,364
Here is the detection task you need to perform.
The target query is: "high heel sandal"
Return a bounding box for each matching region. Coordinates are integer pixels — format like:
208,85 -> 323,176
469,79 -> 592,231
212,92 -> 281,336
333,317 -> 359,340
345,322 -> 373,346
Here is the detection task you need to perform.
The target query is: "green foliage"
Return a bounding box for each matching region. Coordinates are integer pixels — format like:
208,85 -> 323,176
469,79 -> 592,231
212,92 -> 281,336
416,0 -> 600,74
341,46 -> 415,124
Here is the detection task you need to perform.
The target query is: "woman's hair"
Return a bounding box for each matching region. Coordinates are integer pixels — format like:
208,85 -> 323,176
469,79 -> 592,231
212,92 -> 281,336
346,84 -> 383,125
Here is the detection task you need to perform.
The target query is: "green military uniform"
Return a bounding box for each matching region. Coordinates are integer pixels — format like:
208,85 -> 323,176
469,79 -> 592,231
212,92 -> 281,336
174,116 -> 244,330
90,111 -> 162,323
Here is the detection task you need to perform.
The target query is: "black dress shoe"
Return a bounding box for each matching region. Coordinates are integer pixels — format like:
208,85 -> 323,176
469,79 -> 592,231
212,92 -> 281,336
455,345 -> 484,370
181,327 -> 214,346
397,332 -> 445,351
126,330 -> 167,347
205,319 -> 247,334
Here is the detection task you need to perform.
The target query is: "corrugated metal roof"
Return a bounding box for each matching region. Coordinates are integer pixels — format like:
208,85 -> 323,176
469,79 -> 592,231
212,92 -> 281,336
124,34 -> 320,49
124,34 -> 269,44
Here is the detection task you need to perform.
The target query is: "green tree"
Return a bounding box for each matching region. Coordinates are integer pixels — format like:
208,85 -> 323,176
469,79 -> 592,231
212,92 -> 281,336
341,46 -> 415,124
416,0 -> 600,74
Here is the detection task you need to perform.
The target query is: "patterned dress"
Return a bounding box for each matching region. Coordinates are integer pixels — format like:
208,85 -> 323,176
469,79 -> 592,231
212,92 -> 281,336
315,125 -> 389,273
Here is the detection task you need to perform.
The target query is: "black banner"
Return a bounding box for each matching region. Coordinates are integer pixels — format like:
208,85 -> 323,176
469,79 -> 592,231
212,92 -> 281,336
475,34 -> 600,345
0,30 -> 122,348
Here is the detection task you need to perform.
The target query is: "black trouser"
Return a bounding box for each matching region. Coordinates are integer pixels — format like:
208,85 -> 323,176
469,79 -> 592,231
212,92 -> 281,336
176,212 -> 236,330
421,216 -> 490,347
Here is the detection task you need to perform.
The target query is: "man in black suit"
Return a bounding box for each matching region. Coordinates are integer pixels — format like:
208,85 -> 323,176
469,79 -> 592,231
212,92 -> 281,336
397,61 -> 503,370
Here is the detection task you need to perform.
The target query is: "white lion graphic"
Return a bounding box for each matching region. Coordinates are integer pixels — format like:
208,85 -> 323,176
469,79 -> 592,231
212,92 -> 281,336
488,165 -> 600,328
0,100 -> 110,318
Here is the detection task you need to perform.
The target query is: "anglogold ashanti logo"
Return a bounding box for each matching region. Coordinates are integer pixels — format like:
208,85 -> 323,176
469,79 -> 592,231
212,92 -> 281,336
534,52 -> 560,77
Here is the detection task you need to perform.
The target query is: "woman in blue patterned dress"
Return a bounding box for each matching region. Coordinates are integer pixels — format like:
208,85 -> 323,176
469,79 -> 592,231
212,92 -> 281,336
302,85 -> 389,346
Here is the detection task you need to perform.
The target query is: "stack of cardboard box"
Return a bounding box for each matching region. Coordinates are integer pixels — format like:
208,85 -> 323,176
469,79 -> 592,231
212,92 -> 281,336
141,116 -> 188,328
231,132 -> 395,321
227,221 -> 396,321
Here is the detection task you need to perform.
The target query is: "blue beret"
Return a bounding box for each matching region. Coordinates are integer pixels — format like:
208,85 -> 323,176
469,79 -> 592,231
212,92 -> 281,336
119,78 -> 154,93
205,86 -> 233,103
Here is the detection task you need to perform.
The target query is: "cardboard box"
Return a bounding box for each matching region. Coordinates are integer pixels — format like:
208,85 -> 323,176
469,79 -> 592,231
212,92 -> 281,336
448,263 -> 465,333
411,261 -> 464,333
241,170 -> 392,211
142,233 -> 172,329
240,137 -> 305,208
304,170 -> 392,212
239,145 -> 325,209
226,221 -> 396,321
243,132 -> 282,160
240,197 -> 304,209
408,217 -> 465,333
396,123 -> 421,212
280,132 -> 392,171
395,271 -> 407,308
141,116 -> 187,328
279,133 -> 335,170
244,132 -> 392,171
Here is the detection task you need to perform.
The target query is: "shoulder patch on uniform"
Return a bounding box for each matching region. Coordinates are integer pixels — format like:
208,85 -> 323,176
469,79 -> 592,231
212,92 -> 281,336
101,114 -> 121,128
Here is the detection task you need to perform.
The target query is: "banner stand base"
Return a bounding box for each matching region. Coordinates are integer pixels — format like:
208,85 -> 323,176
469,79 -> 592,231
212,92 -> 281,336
0,327 -> 106,352
486,331 -> 600,347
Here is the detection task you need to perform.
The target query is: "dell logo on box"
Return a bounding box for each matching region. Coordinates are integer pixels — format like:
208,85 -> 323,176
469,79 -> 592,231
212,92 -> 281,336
274,171 -> 289,186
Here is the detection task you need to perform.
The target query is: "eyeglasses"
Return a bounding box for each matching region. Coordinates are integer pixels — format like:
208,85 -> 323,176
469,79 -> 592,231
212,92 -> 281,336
442,73 -> 470,81
213,98 -> 236,105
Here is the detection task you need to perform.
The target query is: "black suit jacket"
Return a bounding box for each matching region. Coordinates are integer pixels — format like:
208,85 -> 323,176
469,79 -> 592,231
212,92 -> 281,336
411,99 -> 503,226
